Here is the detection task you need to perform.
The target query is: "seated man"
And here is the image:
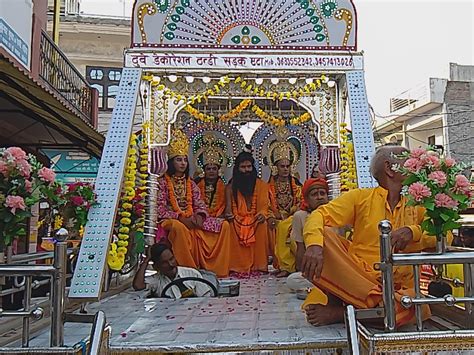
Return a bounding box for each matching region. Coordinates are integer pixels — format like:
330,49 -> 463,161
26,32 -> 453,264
302,146 -> 443,327
225,150 -> 271,273
133,243 -> 212,299
156,129 -> 231,277
286,177 -> 330,291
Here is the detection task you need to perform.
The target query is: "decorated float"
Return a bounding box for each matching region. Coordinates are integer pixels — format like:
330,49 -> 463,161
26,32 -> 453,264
1,0 -> 473,354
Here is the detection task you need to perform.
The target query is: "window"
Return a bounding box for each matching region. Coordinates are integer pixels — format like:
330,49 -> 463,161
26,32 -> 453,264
428,135 -> 435,146
86,66 -> 122,111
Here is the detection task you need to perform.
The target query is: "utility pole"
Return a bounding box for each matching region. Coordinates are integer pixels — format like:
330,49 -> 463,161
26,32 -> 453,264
52,0 -> 61,44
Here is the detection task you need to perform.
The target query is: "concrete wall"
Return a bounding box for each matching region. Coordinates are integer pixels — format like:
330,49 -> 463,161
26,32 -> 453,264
450,63 -> 474,82
445,80 -> 474,165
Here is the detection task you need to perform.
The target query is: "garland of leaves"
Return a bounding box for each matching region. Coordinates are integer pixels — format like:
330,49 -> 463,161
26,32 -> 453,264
339,123 -> 357,191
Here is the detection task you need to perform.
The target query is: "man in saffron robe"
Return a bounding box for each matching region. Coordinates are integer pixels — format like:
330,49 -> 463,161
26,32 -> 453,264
225,151 -> 271,273
156,129 -> 231,277
301,146 -> 445,327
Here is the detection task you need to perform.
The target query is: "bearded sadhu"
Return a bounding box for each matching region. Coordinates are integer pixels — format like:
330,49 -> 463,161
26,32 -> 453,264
155,129 -> 231,277
266,127 -> 302,278
224,150 -> 272,273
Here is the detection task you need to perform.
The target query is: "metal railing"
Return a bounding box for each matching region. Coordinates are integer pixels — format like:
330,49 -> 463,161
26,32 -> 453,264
39,30 -> 95,125
0,243 -> 66,347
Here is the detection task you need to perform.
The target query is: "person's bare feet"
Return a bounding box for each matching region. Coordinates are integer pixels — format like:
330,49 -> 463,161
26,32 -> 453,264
305,304 -> 344,326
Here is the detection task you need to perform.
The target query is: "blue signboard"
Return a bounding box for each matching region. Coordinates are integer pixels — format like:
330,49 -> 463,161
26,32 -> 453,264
42,149 -> 100,183
0,18 -> 29,68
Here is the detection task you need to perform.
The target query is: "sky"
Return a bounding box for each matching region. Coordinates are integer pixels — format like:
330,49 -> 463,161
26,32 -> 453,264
79,0 -> 474,117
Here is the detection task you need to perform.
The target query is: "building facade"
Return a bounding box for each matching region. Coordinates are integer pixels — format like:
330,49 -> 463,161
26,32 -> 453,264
374,63 -> 474,166
47,0 -> 131,134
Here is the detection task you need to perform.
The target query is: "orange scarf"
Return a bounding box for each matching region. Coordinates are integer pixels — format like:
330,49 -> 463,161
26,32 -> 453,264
165,174 -> 193,218
197,179 -> 225,217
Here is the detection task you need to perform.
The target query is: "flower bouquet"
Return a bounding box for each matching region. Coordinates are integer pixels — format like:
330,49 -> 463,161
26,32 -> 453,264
59,182 -> 98,235
396,148 -> 472,243
0,147 -> 56,248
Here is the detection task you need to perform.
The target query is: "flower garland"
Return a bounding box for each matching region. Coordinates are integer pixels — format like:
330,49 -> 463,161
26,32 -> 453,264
197,179 -> 225,216
251,104 -> 312,127
184,99 -> 252,124
339,123 -> 357,191
145,75 -> 323,105
133,124 -> 149,254
108,133 -> 138,271
165,174 -> 193,218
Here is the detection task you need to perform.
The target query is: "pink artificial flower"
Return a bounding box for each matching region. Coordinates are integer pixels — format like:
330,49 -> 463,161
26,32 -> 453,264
38,167 -> 56,184
71,196 -> 85,206
408,182 -> 432,202
445,157 -> 456,168
16,159 -> 31,178
5,147 -> 27,161
434,193 -> 458,209
454,174 -> 470,194
404,158 -> 422,173
422,154 -> 440,169
410,148 -> 426,159
24,180 -> 33,193
4,195 -> 27,214
428,171 -> 447,187
0,161 -> 8,176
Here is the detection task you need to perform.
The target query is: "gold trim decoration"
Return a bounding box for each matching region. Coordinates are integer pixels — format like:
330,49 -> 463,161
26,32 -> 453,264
194,134 -> 230,178
137,3 -> 157,43
339,122 -> 357,190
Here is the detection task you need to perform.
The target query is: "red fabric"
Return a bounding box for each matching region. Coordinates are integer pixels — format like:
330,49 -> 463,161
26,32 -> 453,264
300,178 -> 329,210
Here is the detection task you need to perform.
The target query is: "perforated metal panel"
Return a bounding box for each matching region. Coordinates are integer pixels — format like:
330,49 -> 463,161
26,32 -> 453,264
69,68 -> 142,300
346,71 -> 376,188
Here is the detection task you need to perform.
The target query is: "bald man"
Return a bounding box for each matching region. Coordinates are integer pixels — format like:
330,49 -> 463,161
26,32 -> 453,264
301,146 -> 444,327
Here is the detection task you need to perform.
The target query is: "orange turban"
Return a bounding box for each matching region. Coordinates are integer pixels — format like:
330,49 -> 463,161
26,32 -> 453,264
300,178 -> 329,211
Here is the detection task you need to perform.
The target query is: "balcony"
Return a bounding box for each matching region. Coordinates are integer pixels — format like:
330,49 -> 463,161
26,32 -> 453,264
39,30 -> 98,126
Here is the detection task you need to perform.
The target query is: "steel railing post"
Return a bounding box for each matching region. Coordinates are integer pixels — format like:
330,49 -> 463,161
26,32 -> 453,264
50,228 -> 68,347
379,220 -> 396,331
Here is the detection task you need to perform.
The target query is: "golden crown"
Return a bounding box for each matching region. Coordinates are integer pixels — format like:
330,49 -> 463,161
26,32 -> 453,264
168,129 -> 189,159
268,126 -> 298,166
194,134 -> 229,177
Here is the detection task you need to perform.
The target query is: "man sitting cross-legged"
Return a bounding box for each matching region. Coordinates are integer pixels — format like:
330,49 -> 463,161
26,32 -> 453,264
225,150 -> 272,273
301,146 -> 448,327
133,243 -> 212,299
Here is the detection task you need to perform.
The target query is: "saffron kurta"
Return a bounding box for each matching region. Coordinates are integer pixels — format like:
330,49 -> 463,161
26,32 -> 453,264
303,187 -> 445,326
156,177 -> 231,277
228,179 -> 271,273
196,178 -> 226,232
269,176 -> 301,273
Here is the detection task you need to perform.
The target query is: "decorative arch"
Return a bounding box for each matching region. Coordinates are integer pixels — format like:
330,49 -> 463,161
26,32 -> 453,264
132,0 -> 357,50
249,123 -> 320,182
180,119 -> 246,182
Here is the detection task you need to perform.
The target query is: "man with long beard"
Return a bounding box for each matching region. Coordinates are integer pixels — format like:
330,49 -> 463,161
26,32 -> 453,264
156,129 -> 231,277
225,150 -> 271,273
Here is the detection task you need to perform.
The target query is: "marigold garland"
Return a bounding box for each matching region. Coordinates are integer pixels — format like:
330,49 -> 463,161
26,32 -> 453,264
165,174 -> 193,218
251,104 -> 312,127
197,179 -> 225,216
145,75 -> 323,106
108,133 -> 138,271
184,99 -> 252,124
339,123 -> 358,191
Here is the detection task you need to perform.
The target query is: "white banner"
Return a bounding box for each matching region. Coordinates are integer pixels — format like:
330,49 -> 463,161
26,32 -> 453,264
125,51 -> 363,71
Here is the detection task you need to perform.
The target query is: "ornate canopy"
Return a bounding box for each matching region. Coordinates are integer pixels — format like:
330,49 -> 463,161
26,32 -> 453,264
132,0 -> 357,50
